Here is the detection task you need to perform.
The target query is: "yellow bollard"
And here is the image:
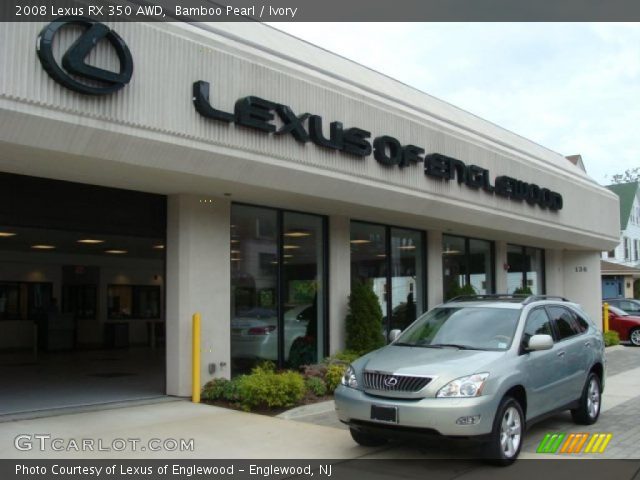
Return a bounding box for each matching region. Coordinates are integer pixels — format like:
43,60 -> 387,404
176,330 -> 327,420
603,302 -> 609,332
192,312 -> 201,403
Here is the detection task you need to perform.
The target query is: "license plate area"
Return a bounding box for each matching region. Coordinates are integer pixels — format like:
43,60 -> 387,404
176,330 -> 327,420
371,405 -> 398,423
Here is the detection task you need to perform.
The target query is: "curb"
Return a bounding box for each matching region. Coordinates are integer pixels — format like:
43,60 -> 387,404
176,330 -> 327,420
277,400 -> 335,420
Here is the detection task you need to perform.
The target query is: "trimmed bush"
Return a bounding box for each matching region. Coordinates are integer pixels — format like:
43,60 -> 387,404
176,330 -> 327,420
513,286 -> 533,295
201,378 -> 229,401
306,376 -> 327,397
236,367 -> 305,411
604,330 -> 620,347
325,363 -> 347,393
323,350 -> 361,365
345,281 -> 385,355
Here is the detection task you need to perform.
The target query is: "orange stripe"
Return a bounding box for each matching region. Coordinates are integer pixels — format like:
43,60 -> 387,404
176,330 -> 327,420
567,434 -> 581,453
560,434 -> 575,453
573,433 -> 589,453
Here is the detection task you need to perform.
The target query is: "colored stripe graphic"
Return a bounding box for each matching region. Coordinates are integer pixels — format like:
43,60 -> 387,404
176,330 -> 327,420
537,433 -> 612,454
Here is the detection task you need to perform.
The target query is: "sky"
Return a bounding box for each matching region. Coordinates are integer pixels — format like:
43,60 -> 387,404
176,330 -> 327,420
269,23 -> 640,185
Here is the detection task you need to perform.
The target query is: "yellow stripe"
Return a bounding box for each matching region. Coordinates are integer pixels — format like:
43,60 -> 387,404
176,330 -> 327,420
560,434 -> 575,453
574,433 -> 589,453
591,434 -> 605,453
598,434 -> 613,453
584,434 -> 598,453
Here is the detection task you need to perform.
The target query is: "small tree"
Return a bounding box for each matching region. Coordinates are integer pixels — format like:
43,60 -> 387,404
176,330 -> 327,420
609,168 -> 640,184
345,281 -> 385,355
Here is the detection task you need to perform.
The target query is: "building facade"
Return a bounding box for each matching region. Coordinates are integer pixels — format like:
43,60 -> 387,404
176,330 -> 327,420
0,20 -> 620,398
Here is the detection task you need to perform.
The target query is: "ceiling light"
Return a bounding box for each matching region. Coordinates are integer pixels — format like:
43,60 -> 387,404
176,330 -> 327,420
231,239 -> 239,244
31,244 -> 55,250
283,245 -> 300,250
231,258 -> 242,262
284,231 -> 311,238
152,244 -> 165,250
398,245 -> 416,250
350,239 -> 372,244
77,239 -> 104,244
105,249 -> 127,254
376,254 -> 387,258
0,232 -> 16,237
283,254 -> 293,258
231,250 -> 241,254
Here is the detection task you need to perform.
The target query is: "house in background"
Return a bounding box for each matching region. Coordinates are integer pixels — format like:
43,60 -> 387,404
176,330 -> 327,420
601,181 -> 640,298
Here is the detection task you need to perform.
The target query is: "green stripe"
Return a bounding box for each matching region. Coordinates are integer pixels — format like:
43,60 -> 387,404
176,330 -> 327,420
537,433 -> 552,453
549,433 -> 566,453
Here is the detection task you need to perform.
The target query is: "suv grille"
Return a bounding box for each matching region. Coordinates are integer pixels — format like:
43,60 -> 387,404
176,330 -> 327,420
363,372 -> 432,392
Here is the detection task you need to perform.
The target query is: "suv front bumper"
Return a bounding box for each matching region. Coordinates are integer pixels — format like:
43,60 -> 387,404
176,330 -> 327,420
335,385 -> 499,437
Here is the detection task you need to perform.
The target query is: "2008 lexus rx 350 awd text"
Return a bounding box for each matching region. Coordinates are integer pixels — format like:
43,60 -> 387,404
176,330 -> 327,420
334,295 -> 605,464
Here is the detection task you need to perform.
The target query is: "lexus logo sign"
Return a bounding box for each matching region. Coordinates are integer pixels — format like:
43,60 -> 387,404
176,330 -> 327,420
36,17 -> 133,95
383,376 -> 398,388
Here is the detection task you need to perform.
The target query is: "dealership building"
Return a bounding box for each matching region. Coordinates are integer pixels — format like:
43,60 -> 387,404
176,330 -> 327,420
0,19 -> 619,411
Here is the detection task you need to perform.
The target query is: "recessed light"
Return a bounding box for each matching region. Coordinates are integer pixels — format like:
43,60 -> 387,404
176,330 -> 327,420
31,244 -> 55,250
0,232 -> 16,237
152,245 -> 165,250
77,239 -> 105,244
284,231 -> 311,238
231,239 -> 239,244
350,239 -> 371,244
283,254 -> 293,258
398,245 -> 416,250
231,258 -> 242,262
105,249 -> 127,254
231,250 -> 240,254
283,245 -> 300,250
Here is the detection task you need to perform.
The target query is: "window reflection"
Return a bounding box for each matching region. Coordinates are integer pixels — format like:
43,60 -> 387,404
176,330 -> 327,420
507,244 -> 545,294
443,235 -> 494,300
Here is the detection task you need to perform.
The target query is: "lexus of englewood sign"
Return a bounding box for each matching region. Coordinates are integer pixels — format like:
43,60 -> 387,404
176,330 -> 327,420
36,17 -> 563,211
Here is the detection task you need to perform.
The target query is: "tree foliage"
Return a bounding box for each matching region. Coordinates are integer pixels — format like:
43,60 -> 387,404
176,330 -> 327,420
609,167 -> 640,184
345,281 -> 385,355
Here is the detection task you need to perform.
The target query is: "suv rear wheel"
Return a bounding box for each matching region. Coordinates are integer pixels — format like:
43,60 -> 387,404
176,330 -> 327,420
571,372 -> 601,425
485,396 -> 524,465
349,428 -> 388,447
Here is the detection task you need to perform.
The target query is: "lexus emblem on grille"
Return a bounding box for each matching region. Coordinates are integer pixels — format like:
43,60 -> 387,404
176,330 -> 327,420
384,376 -> 398,388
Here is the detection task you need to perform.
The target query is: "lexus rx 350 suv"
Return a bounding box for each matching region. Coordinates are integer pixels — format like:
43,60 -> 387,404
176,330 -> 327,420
334,295 -> 605,464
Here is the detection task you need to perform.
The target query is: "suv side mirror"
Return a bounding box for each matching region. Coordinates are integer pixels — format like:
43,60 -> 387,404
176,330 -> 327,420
528,334 -> 553,351
389,329 -> 402,342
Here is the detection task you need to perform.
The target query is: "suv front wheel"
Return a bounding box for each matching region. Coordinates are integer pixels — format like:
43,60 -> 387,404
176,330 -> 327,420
571,372 -> 601,425
485,396 -> 524,465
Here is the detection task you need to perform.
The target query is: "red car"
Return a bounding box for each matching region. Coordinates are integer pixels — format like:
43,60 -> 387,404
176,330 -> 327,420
607,305 -> 640,346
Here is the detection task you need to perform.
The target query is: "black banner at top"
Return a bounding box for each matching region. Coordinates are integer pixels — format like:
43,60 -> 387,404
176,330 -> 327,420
4,0 -> 640,22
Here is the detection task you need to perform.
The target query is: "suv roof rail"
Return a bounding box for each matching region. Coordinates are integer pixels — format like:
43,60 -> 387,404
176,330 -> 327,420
446,294 -> 570,304
522,295 -> 570,305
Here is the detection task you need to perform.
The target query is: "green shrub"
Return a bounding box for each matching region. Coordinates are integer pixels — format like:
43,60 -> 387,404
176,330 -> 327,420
222,376 -> 243,402
323,350 -> 361,365
445,281 -> 477,300
306,376 -> 327,397
513,286 -> 533,295
325,363 -> 347,393
236,368 -> 305,411
345,281 -> 385,355
604,330 -> 620,347
201,378 -> 229,401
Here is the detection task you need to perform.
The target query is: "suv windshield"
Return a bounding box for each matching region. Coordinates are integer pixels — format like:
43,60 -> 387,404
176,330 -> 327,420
394,306 -> 521,351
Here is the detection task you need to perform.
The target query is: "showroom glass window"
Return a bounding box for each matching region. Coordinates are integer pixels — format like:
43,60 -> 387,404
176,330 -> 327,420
442,235 -> 494,300
350,221 -> 425,339
507,244 -> 545,294
230,204 -> 326,375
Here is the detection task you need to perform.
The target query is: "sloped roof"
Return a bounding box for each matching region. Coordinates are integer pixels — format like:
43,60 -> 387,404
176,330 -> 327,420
606,182 -> 638,230
601,260 -> 640,277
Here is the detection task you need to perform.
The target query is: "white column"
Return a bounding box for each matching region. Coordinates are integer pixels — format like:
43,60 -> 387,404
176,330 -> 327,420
329,215 -> 350,354
427,230 -> 443,308
562,251 -> 602,328
494,241 -> 508,293
545,249 -> 564,296
166,194 -> 231,397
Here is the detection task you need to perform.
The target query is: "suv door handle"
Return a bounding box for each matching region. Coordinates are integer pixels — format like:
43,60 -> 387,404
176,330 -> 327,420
584,341 -> 591,347
557,351 -> 566,357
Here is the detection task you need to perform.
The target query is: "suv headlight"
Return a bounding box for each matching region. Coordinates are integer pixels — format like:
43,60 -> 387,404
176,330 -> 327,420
341,365 -> 358,388
436,373 -> 489,398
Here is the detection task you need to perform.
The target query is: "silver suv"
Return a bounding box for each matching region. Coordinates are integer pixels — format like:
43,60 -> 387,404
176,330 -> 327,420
335,295 -> 605,464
